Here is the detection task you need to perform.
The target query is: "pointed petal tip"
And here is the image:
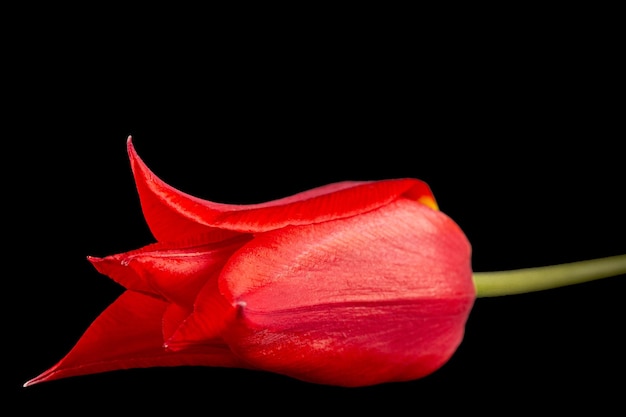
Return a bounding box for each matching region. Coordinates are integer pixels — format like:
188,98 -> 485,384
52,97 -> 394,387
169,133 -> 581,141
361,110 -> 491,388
23,371 -> 49,387
126,135 -> 136,155
86,255 -> 115,276
126,133 -> 150,176
86,255 -> 104,267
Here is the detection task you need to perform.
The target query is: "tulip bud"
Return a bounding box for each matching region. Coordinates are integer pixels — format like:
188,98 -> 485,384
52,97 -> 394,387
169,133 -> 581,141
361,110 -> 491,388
25,137 -> 474,388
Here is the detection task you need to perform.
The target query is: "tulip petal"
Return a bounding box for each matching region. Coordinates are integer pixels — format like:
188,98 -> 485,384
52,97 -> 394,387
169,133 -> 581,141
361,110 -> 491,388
88,234 -> 252,307
222,199 -> 473,306
162,303 -> 192,341
164,272 -> 237,350
217,199 -> 474,386
229,299 -> 470,387
24,291 -> 244,386
127,137 -> 435,241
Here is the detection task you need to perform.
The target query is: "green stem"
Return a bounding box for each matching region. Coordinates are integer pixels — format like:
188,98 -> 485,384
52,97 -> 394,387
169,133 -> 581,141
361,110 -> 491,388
473,254 -> 626,297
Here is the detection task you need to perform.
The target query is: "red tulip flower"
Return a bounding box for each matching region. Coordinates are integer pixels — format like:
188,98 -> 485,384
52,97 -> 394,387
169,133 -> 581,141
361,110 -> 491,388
25,137 -> 475,387
26,137 -> 626,388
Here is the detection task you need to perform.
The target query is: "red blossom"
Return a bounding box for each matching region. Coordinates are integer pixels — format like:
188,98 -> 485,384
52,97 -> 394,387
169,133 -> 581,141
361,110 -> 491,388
25,137 -> 474,388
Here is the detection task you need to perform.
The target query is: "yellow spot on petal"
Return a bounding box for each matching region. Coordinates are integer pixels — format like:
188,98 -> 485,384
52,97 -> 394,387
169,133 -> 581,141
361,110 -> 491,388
418,195 -> 439,211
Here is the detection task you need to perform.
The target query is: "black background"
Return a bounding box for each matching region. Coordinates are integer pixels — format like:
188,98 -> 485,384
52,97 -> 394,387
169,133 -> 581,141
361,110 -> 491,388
8,11 -> 625,414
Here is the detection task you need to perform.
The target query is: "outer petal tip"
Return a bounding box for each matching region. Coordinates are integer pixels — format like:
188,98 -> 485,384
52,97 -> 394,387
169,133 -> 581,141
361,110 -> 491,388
86,255 -> 109,275
23,378 -> 41,388
23,367 -> 55,387
126,135 -> 139,163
